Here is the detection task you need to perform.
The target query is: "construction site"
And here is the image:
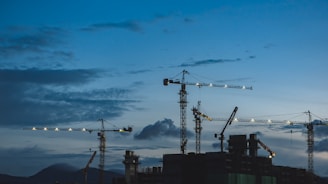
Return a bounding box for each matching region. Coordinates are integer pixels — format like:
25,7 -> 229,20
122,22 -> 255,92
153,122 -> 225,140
24,70 -> 327,184
109,70 -> 328,184
117,136 -> 317,184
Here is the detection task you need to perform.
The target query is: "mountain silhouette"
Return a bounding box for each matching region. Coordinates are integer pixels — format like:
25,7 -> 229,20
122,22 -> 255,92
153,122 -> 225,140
0,163 -> 123,184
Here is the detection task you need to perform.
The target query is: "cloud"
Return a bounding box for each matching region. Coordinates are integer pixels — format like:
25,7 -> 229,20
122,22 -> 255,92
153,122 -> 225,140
177,58 -> 242,67
81,20 -> 142,32
263,43 -> 275,49
0,26 -> 74,68
0,26 -> 68,57
127,69 -> 152,74
0,68 -> 140,126
314,138 -> 328,152
314,125 -> 328,138
27,50 -> 74,63
81,13 -> 194,34
134,118 -> 193,140
183,17 -> 193,23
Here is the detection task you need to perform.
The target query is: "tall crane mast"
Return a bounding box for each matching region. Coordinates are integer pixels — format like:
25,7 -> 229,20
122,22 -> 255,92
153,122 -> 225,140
25,120 -> 132,184
164,70 -> 252,154
192,101 -> 212,154
303,112 -> 328,175
304,110 -> 314,173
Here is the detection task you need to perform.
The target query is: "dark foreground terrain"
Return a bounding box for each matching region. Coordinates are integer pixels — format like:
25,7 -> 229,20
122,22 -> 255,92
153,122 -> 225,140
0,163 -> 123,184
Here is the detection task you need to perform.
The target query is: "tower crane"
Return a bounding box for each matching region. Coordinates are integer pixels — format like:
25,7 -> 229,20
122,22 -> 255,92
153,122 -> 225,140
163,70 -> 252,154
214,106 -> 238,152
194,106 -> 275,158
25,119 -> 132,184
303,110 -> 328,173
220,110 -> 328,174
192,101 -> 213,154
83,151 -> 97,184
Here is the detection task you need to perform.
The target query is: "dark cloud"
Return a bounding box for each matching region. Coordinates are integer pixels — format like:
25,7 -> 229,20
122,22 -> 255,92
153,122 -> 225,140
0,68 -> 140,126
314,124 -> 328,138
263,43 -> 275,49
314,139 -> 328,152
0,26 -> 74,69
183,18 -> 193,23
0,26 -> 70,59
134,118 -> 193,140
81,21 -> 142,32
178,58 -> 241,67
127,69 -> 152,74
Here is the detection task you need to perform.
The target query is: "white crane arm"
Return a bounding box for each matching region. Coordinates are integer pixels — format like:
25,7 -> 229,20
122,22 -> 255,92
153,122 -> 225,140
164,78 -> 252,90
185,81 -> 252,90
24,126 -> 132,133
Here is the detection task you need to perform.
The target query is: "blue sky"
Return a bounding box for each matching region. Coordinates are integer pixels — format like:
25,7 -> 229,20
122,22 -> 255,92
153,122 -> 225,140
0,0 -> 328,177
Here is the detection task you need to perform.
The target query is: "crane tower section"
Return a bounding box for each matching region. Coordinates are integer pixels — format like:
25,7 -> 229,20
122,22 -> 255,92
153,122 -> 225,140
163,70 -> 252,154
192,102 -> 212,154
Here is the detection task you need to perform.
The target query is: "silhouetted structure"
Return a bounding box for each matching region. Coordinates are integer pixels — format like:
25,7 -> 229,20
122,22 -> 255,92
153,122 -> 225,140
122,150 -> 139,184
114,134 -> 324,184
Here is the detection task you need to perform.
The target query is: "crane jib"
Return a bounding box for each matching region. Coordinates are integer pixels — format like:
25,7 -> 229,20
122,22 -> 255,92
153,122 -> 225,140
163,78 -> 252,90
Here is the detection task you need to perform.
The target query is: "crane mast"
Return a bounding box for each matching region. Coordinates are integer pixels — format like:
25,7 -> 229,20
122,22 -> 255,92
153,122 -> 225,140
179,70 -> 188,154
301,110 -> 328,174
98,119 -> 106,184
164,70 -> 252,154
192,101 -> 212,154
305,110 -> 314,173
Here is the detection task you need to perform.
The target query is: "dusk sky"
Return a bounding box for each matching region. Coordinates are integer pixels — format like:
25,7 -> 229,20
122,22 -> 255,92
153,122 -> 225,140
1,0 -> 328,178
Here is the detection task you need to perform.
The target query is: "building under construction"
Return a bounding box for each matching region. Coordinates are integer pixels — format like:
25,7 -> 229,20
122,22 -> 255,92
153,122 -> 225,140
114,134 -> 325,184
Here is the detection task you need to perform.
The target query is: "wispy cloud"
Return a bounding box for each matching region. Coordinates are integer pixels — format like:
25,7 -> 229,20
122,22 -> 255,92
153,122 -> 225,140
177,58 -> 242,67
81,20 -> 142,32
127,69 -> 152,75
0,26 -> 67,56
0,26 -> 74,68
81,12 -> 193,34
134,118 -> 193,140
